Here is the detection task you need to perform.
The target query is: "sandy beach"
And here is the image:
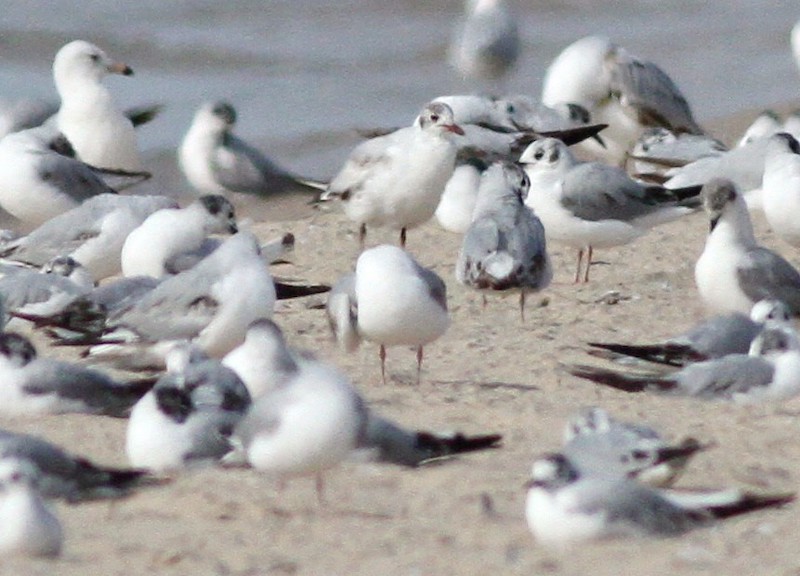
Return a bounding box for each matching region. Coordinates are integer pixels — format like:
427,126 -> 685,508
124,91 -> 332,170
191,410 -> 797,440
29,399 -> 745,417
3,108 -> 800,575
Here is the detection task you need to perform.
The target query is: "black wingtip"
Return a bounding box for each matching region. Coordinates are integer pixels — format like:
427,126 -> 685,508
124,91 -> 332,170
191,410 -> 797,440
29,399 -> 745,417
414,432 -> 503,466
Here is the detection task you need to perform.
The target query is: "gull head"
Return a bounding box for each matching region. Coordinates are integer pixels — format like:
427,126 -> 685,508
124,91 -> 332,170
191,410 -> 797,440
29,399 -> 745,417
0,458 -> 41,493
519,137 -> 569,171
495,160 -> 529,202
53,40 -> 133,92
749,325 -> 800,359
192,101 -> 237,135
750,300 -> 792,325
199,194 -> 238,234
564,406 -> 613,441
526,453 -> 580,491
701,178 -> 738,232
0,333 -> 37,368
767,131 -> 800,154
418,102 -> 464,137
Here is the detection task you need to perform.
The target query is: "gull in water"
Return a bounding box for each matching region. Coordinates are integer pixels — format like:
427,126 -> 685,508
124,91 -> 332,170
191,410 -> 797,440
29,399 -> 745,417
525,452 -> 793,548
178,101 -> 324,200
0,331 -> 154,416
0,193 -> 177,281
321,101 -> 464,247
121,195 -> 238,278
541,35 -> 703,165
520,137 -> 699,282
587,299 -> 792,367
0,458 -> 63,558
695,178 -> 800,316
326,245 -> 450,384
0,126 -> 117,227
456,160 -> 551,319
761,132 -> 800,247
568,323 -> 800,403
449,0 -> 520,84
126,351 -> 251,472
562,407 -> 706,487
53,40 -> 142,172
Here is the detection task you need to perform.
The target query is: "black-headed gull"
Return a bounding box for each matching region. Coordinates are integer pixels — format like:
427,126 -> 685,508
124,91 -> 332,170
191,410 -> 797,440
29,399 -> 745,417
322,102 -> 464,247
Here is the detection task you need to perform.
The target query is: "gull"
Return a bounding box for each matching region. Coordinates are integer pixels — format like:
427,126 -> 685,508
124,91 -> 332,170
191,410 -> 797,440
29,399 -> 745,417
519,137 -> 699,282
627,127 -> 726,178
126,355 -> 251,472
587,299 -> 792,367
761,133 -> 800,246
0,126 -> 118,227
229,329 -> 367,501
562,407 -> 705,487
435,156 -> 488,233
0,331 -> 154,416
0,193 -> 177,281
782,109 -> 800,139
121,195 -> 238,278
0,255 -> 93,318
326,245 -> 450,384
695,178 -> 800,316
224,320 -> 501,479
322,101 -> 464,247
737,110 -> 782,147
456,160 -> 551,319
568,324 -> 800,403
449,0 -> 520,83
541,35 -> 702,165
0,428 -> 148,501
0,458 -> 63,558
664,138 -> 769,208
525,452 -> 794,547
87,231 -> 276,362
53,40 -> 142,172
178,100 -> 324,199
0,98 -> 58,139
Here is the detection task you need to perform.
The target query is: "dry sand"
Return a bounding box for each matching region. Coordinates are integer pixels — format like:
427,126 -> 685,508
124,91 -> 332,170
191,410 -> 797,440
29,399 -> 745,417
3,109 -> 800,575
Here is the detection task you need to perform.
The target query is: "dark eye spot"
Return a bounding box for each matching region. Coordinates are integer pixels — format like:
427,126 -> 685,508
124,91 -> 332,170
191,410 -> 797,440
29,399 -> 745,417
90,53 -> 100,63
506,104 -> 515,114
430,114 -> 439,123
533,150 -> 544,160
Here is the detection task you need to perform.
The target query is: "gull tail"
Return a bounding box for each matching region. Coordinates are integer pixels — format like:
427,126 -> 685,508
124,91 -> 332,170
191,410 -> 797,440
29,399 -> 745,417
534,123 -> 609,147
587,341 -> 706,367
566,364 -> 677,393
11,298 -> 108,342
357,415 -> 502,467
124,103 -> 164,127
651,437 -> 708,468
665,488 -> 795,521
274,280 -> 331,300
66,459 -> 162,502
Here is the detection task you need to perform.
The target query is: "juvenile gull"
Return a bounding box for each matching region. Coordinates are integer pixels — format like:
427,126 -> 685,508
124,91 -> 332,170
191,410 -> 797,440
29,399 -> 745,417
456,160 -> 551,319
327,245 -> 450,384
695,178 -> 800,316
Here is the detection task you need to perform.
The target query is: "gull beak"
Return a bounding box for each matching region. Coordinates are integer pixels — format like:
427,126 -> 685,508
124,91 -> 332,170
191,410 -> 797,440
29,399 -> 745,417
228,222 -> 239,234
108,62 -> 134,76
445,124 -> 465,136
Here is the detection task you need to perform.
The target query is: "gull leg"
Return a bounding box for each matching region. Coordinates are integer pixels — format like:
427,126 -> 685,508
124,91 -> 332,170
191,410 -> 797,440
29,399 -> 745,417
574,249 -> 583,284
315,474 -> 326,506
400,227 -> 407,248
519,290 -> 526,322
482,294 -> 488,310
416,346 -> 423,385
583,246 -> 593,283
379,344 -> 387,384
358,223 -> 367,249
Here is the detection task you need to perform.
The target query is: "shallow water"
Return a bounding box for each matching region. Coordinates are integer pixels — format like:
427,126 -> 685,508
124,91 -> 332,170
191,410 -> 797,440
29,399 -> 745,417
2,1 -> 799,187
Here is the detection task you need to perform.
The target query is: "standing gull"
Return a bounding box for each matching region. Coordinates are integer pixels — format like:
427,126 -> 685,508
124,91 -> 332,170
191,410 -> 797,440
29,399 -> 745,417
322,102 -> 464,247
327,245 -> 450,384
520,137 -> 699,282
456,160 -> 551,319
695,178 -> 800,316
178,101 -> 323,199
761,133 -> 800,246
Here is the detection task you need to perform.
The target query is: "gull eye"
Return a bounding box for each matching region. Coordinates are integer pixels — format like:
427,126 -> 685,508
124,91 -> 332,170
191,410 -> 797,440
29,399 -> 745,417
90,53 -> 100,63
430,114 -> 439,123
533,150 -> 544,160
506,103 -> 515,114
